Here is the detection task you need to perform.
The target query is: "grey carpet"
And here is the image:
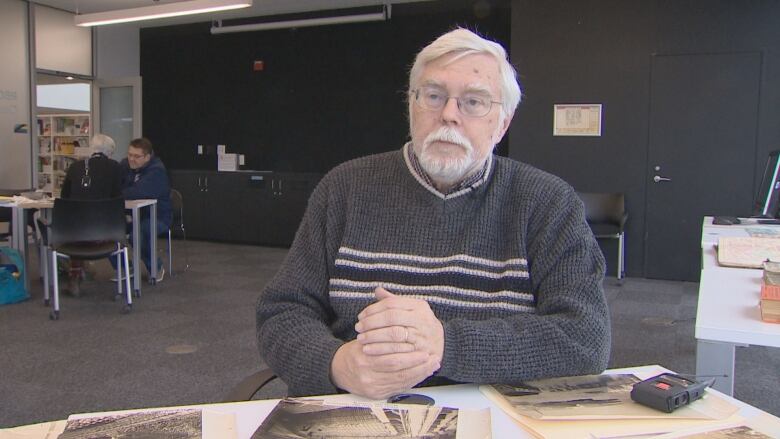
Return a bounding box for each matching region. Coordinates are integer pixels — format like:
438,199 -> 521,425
0,240 -> 778,428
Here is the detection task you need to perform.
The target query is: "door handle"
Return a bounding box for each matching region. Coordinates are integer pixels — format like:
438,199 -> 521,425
653,175 -> 672,183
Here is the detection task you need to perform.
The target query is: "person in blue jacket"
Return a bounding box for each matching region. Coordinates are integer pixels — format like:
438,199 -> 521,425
118,137 -> 172,282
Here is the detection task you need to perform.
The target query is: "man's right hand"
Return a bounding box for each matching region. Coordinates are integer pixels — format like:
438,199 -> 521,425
330,339 -> 439,400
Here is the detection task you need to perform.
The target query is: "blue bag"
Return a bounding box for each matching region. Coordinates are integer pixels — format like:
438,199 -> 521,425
0,247 -> 29,305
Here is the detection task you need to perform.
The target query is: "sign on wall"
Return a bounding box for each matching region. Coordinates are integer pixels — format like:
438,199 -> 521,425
553,104 -> 602,136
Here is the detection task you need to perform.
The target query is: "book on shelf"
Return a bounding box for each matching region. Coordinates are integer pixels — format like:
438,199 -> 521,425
717,236 -> 780,268
760,283 -> 780,323
250,398 -> 490,439
480,373 -> 741,439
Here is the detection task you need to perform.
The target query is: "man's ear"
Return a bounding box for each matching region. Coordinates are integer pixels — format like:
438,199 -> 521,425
493,114 -> 514,144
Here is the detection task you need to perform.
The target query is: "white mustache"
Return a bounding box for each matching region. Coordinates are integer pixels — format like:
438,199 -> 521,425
422,127 -> 473,154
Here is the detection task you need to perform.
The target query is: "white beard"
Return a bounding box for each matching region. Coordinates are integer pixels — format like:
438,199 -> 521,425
415,127 -> 478,187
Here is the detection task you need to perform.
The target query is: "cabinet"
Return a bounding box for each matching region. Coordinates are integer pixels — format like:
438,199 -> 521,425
169,170 -> 322,246
36,114 -> 91,196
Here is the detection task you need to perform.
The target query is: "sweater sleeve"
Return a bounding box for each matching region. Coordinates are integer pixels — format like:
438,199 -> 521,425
437,184 -> 610,384
255,179 -> 345,396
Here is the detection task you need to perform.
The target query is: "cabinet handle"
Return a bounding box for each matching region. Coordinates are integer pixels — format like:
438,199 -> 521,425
198,177 -> 202,191
278,179 -> 283,195
204,176 -> 208,192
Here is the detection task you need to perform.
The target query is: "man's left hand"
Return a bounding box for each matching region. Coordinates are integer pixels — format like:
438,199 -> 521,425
355,287 -> 444,366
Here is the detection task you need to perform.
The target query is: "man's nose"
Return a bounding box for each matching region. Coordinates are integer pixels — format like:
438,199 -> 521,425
440,97 -> 461,124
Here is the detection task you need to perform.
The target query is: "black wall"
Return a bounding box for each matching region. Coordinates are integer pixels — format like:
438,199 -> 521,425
509,0 -> 780,277
140,0 -> 510,173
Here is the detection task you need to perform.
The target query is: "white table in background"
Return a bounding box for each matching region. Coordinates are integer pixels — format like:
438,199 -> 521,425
7,198 -> 157,296
697,217 -> 780,395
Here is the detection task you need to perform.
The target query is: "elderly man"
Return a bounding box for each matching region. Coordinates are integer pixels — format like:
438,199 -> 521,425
256,28 -> 610,399
60,134 -> 123,295
117,137 -> 171,282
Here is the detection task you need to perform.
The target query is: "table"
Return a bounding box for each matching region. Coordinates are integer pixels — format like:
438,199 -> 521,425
697,217 -> 780,395
3,365 -> 779,438
6,198 -> 157,296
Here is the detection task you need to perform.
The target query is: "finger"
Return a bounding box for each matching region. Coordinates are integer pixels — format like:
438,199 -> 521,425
357,325 -> 409,344
365,351 -> 430,373
358,288 -> 418,320
356,309 -> 418,333
362,341 -> 415,355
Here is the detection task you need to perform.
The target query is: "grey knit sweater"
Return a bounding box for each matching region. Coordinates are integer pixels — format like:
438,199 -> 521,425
256,143 -> 610,397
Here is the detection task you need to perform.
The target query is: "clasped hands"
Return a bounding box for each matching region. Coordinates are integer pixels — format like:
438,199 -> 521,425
330,287 -> 444,400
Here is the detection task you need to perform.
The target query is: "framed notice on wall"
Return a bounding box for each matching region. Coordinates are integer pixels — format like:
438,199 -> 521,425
553,104 -> 602,136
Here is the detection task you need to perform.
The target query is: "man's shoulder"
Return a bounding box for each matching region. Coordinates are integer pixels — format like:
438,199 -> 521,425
323,150 -> 402,184
493,156 -> 574,195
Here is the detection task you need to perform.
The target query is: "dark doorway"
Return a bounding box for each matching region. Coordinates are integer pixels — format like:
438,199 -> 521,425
644,52 -> 761,281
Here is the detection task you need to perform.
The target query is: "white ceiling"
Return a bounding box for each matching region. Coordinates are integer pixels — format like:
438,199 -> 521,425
29,0 -> 425,28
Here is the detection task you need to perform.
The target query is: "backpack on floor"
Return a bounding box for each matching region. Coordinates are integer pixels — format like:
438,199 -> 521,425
0,247 -> 29,305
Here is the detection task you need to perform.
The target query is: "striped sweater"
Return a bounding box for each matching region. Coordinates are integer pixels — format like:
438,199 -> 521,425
256,143 -> 610,397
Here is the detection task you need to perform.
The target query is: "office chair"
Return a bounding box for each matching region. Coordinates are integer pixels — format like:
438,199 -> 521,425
165,188 -> 188,275
223,368 -> 278,402
577,192 -> 628,280
45,197 -> 133,320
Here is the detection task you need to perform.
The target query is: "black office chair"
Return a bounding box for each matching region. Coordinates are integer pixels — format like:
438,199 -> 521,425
46,197 -> 133,320
165,188 -> 188,275
223,368 -> 278,402
577,192 -> 628,280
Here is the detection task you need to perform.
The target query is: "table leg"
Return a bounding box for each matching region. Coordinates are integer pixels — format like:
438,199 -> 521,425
132,206 -> 141,296
150,203 -> 157,283
696,339 -> 736,395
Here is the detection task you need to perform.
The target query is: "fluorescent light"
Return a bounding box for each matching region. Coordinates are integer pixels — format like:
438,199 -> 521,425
210,5 -> 390,34
74,0 -> 252,27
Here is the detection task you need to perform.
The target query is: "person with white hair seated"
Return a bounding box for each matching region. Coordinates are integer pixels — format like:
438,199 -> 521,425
59,133 -> 123,295
256,28 -> 611,400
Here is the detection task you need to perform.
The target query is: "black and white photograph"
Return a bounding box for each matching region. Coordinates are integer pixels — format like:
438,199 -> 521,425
251,398 -> 458,439
57,408 -> 202,439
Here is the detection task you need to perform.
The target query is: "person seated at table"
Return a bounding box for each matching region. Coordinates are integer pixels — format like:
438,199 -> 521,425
59,134 -> 123,296
256,28 -> 611,400
116,137 -> 171,283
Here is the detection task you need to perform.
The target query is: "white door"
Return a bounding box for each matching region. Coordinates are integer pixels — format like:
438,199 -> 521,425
93,77 -> 141,161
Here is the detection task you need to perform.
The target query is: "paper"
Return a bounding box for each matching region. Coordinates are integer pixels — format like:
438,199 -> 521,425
480,374 -> 741,439
217,153 -> 238,172
717,237 -> 780,268
250,398 -> 490,439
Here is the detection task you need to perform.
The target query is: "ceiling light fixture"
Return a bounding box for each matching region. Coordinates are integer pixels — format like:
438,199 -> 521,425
210,4 -> 390,34
74,0 -> 252,27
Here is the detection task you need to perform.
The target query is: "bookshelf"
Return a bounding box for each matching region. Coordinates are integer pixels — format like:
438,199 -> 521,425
36,113 -> 91,196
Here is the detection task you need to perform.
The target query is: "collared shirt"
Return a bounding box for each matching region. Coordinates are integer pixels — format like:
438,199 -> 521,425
406,144 -> 489,196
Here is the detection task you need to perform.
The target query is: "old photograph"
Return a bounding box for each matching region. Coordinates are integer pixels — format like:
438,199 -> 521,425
57,408 -> 201,439
251,398 -> 458,439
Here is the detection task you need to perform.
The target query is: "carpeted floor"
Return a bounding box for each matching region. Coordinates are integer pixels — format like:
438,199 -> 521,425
0,239 -> 778,428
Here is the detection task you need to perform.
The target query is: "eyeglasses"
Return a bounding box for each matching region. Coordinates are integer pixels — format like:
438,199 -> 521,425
412,85 -> 502,117
127,152 -> 148,160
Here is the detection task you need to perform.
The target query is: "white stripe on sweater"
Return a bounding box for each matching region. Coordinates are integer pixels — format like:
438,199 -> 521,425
329,291 -> 536,312
335,259 -> 529,279
339,246 -> 527,268
329,278 -> 535,303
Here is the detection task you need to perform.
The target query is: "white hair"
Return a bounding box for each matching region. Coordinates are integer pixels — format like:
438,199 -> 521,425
90,134 -> 116,156
408,28 -> 521,120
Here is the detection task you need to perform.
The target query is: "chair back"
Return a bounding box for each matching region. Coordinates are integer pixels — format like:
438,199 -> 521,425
50,197 -> 127,247
578,192 -> 626,226
170,188 -> 184,229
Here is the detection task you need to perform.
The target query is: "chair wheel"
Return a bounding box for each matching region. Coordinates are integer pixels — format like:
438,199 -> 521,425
49,310 -> 60,320
121,304 -> 133,314
150,278 -> 157,285
44,298 -> 50,306
133,289 -> 141,298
